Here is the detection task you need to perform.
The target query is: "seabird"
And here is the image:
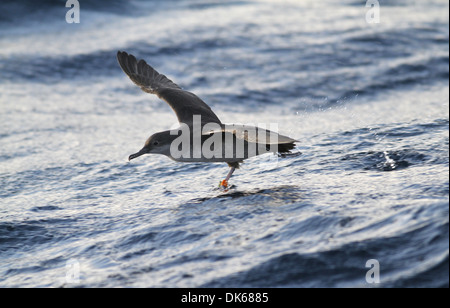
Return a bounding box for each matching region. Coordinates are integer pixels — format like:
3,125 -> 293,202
117,51 -> 298,189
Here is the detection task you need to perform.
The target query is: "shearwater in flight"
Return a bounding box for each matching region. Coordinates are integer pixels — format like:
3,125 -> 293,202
117,51 -> 298,189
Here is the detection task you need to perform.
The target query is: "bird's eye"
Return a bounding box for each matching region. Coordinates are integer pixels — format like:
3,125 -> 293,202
153,141 -> 159,146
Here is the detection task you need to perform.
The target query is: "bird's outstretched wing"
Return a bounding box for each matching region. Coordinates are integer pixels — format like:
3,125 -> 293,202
117,51 -> 222,125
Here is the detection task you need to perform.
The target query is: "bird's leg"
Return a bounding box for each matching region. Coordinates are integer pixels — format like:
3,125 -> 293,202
219,167 -> 236,189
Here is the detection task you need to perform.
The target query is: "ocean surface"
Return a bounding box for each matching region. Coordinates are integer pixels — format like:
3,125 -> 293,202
0,0 -> 448,288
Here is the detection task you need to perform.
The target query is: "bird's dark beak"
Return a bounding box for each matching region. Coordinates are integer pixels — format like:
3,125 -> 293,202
128,148 -> 148,161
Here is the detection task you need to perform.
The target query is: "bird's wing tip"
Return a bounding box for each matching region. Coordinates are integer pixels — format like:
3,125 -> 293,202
116,50 -> 125,59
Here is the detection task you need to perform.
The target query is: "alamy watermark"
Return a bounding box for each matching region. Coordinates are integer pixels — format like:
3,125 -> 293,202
167,116 -> 280,161
365,259 -> 381,284
65,258 -> 80,284
66,0 -> 80,24
366,0 -> 380,24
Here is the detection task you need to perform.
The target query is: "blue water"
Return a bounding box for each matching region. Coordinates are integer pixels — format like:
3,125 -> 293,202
0,0 -> 448,288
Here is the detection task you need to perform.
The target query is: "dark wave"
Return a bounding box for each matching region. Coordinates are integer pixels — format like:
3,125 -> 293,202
1,20 -> 447,111
202,220 -> 449,287
0,217 -> 76,253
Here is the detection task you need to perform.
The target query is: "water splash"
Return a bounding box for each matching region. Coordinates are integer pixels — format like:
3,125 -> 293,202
378,151 -> 398,171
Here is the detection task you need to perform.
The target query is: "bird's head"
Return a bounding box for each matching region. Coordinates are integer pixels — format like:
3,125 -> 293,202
128,131 -> 175,161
